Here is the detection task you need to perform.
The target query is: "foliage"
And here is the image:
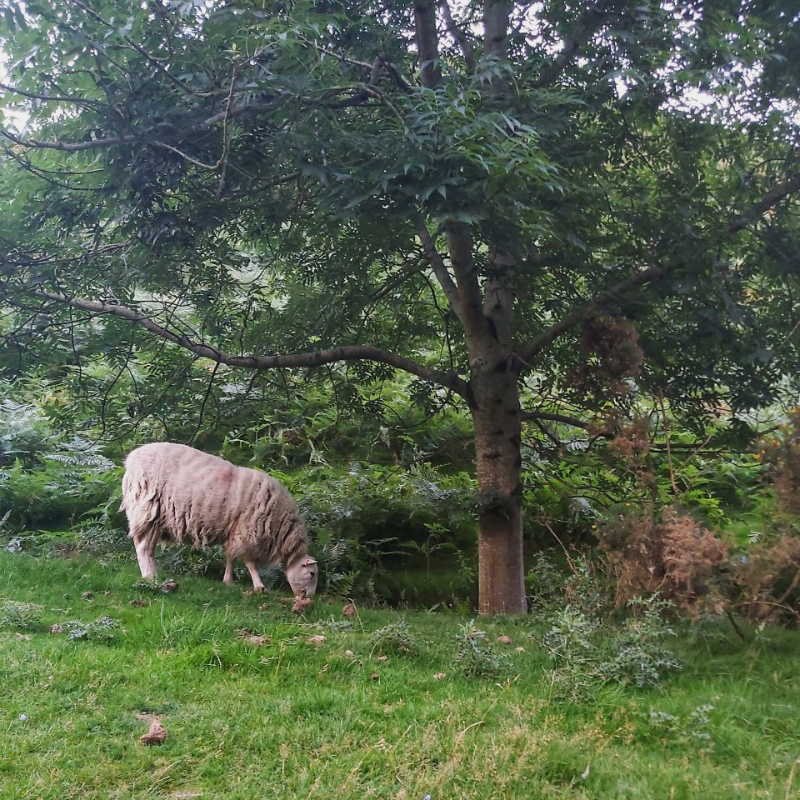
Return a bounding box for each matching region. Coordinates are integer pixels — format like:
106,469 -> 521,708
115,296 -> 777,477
62,615 -> 119,643
279,461 -> 476,602
598,506 -> 730,616
541,597 -> 681,700
731,532 -> 800,625
0,384 -> 121,532
453,620 -> 510,679
74,523 -> 131,556
0,460 -> 120,531
370,620 -> 420,658
0,398 -> 51,468
599,597 -> 682,689
526,552 -> 609,619
0,598 -> 42,630
639,704 -> 716,746
759,407 -> 800,516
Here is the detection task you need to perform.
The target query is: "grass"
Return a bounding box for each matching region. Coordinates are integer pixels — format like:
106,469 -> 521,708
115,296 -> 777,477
1,550 -> 799,799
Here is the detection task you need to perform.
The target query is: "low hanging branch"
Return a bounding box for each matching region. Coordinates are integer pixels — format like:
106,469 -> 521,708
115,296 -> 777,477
5,285 -> 470,398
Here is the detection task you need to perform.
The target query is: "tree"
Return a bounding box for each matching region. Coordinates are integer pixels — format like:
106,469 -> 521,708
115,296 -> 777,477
1,0 -> 799,612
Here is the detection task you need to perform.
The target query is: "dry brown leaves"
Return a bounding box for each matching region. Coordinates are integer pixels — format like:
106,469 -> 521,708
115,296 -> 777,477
599,506 -> 729,616
342,602 -> 357,618
292,596 -> 313,614
236,629 -> 271,646
139,718 -> 167,746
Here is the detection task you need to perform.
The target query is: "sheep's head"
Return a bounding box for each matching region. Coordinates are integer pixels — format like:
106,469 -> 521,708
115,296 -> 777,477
286,555 -> 318,608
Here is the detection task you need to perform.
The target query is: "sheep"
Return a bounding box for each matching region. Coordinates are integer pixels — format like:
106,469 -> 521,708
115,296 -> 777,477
120,442 -> 317,610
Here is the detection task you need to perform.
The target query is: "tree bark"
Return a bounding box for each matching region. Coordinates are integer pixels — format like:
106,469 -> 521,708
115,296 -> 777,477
445,223 -> 526,613
413,0 -> 441,88
472,374 -> 526,614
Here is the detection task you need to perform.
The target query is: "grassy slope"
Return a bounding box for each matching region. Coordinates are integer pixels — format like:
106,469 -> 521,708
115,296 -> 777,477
1,551 -> 799,800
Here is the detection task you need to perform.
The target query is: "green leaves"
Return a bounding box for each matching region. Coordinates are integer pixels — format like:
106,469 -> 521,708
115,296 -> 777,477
0,0 -> 798,479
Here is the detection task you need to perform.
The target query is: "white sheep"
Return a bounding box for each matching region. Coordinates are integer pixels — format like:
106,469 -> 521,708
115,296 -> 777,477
120,442 -> 317,610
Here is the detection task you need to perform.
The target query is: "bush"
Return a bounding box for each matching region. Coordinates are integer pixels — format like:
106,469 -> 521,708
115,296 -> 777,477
598,506 -> 729,617
759,408 -> 800,516
600,597 -> 682,688
540,597 -> 681,699
453,620 -> 510,679
526,551 -> 609,619
276,462 -> 476,604
1,599 -> 43,631
63,615 -> 119,643
732,532 -> 800,624
371,620 -> 421,657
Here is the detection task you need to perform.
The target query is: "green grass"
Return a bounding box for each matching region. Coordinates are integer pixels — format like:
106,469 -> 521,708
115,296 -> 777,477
1,551 -> 799,799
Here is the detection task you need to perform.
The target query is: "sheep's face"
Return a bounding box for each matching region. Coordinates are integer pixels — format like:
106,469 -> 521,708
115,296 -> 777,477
286,556 -> 318,600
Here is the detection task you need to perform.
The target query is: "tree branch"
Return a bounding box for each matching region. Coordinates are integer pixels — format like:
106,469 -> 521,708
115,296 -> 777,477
65,0 -> 197,97
0,81 -> 107,108
520,410 -> 590,428
483,0 -> 512,60
446,221 -> 491,342
0,128 -> 137,152
417,221 -> 462,319
516,172 -> 800,368
516,263 -> 669,365
440,0 -> 476,72
728,173 -> 800,233
4,285 -> 470,398
414,0 -> 442,88
532,0 -> 621,89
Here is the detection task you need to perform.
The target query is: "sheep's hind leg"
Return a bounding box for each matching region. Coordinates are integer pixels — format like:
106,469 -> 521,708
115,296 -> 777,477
223,556 -> 235,587
244,560 -> 266,593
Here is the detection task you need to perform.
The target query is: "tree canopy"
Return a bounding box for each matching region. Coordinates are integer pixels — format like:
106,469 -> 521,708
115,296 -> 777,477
1,0 -> 799,612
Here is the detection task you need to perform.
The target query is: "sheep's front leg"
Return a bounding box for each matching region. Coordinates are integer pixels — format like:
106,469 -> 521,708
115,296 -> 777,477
223,556 -> 235,587
133,535 -> 158,581
244,560 -> 266,593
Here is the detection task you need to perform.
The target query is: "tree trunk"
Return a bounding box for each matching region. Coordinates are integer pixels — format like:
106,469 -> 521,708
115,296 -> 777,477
471,360 -> 526,614
445,222 -> 526,614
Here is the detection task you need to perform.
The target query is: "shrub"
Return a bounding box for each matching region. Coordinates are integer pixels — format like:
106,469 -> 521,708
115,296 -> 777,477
600,597 -> 682,688
453,620 -> 510,679
598,506 -> 729,617
759,408 -> 800,516
540,597 -> 681,699
731,532 -> 800,623
640,704 -> 715,744
75,523 -> 130,556
541,607 -> 603,700
526,551 -> 609,619
1,599 -> 43,630
63,615 -> 119,643
371,620 -> 421,657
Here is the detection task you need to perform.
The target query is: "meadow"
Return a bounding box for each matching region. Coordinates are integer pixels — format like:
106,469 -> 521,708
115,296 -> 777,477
1,549 -> 799,800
